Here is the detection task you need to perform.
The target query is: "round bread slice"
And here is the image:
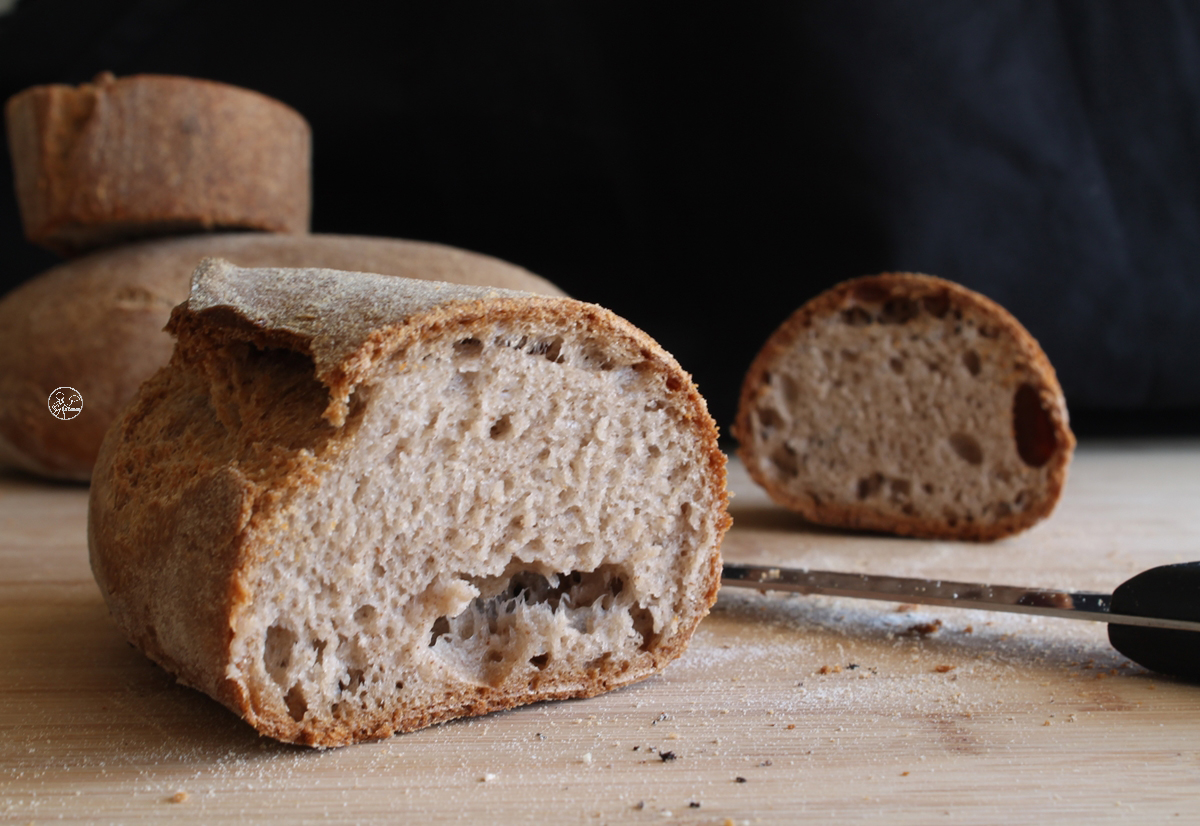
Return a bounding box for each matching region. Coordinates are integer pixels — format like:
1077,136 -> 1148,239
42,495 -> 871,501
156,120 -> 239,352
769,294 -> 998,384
88,259 -> 729,748
0,233 -> 565,481
5,72 -> 310,256
732,273 -> 1074,541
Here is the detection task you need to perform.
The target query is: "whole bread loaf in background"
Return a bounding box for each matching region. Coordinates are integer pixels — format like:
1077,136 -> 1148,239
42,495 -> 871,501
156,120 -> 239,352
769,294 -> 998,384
0,233 -> 565,481
5,72 -> 310,256
733,273 -> 1074,541
88,259 -> 729,747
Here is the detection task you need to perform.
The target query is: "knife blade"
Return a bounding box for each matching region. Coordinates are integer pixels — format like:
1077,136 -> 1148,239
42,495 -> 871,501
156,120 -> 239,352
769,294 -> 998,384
720,563 -> 1200,633
720,561 -> 1200,680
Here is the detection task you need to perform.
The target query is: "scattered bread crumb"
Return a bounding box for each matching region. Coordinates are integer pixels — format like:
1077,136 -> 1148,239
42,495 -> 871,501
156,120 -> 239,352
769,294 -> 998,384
168,791 -> 189,804
902,619 -> 943,637
934,664 -> 956,673
819,664 -> 843,675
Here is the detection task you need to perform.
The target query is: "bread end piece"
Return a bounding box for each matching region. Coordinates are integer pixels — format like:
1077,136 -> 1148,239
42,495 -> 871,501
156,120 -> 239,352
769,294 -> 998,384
89,261 -> 729,747
5,72 -> 311,256
733,273 -> 1074,541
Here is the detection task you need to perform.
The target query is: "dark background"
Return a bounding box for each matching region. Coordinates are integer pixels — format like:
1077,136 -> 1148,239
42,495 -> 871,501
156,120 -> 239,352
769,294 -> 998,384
2,1 -> 1198,436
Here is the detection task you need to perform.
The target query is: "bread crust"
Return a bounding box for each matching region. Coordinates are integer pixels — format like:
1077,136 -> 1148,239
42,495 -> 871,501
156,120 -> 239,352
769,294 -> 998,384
0,233 -> 565,481
89,260 -> 729,747
733,273 -> 1074,541
5,72 -> 310,256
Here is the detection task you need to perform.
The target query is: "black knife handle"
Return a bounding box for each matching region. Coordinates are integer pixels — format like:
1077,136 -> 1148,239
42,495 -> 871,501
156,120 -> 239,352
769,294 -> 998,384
1108,562 -> 1200,681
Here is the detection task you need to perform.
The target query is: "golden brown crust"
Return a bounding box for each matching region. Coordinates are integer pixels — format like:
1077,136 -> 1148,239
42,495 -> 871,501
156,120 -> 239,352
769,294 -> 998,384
89,262 -> 728,747
0,233 -> 565,481
732,273 -> 1074,541
5,72 -> 310,256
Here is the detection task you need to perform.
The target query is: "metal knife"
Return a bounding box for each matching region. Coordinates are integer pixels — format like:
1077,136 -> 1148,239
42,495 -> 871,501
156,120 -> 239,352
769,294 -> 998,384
721,561 -> 1200,681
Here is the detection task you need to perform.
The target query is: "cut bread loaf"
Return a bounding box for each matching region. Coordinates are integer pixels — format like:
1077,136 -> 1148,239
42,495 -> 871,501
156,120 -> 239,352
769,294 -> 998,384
5,72 -> 310,256
88,259 -> 729,747
733,273 -> 1074,541
0,233 -> 564,481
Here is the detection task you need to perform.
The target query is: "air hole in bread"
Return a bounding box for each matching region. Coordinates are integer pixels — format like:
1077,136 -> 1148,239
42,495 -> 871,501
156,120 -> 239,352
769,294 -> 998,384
495,334 -> 529,350
1013,383 -> 1058,468
963,350 -> 982,376
579,340 -> 617,370
428,565 -> 649,682
454,337 -> 483,357
354,605 -> 377,624
770,443 -> 799,478
489,414 -> 513,440
585,652 -> 613,673
755,406 -> 785,434
340,668 -> 365,693
841,306 -> 873,326
949,433 -> 984,466
879,298 -> 920,324
777,373 -> 800,404
429,616 -> 451,646
922,293 -> 950,318
889,357 -> 905,374
528,336 -> 564,363
857,473 -> 885,500
265,623 -> 297,687
631,605 -> 658,652
284,684 -> 308,722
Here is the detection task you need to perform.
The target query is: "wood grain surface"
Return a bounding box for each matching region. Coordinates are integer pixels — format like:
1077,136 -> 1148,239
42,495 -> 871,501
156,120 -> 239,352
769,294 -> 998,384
3,441 -> 1199,824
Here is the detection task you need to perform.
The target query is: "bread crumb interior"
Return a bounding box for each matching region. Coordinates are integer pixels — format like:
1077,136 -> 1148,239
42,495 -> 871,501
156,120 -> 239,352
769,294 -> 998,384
745,293 -> 1057,533
230,320 -> 719,732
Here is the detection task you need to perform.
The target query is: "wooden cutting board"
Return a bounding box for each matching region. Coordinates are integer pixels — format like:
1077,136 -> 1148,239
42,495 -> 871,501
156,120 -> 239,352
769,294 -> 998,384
3,441 -> 1199,824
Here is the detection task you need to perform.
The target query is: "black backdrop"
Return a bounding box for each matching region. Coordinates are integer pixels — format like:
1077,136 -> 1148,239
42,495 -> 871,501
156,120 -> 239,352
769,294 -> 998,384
2,1 -> 1198,435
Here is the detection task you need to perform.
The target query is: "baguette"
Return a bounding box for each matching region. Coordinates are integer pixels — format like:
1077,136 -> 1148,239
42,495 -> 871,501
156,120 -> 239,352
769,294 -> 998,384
733,273 -> 1074,541
88,259 -> 729,747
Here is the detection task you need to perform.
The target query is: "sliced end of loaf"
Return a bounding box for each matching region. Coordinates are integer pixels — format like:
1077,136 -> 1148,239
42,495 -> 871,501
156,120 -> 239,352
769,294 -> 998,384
88,262 -> 729,746
733,273 -> 1074,541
